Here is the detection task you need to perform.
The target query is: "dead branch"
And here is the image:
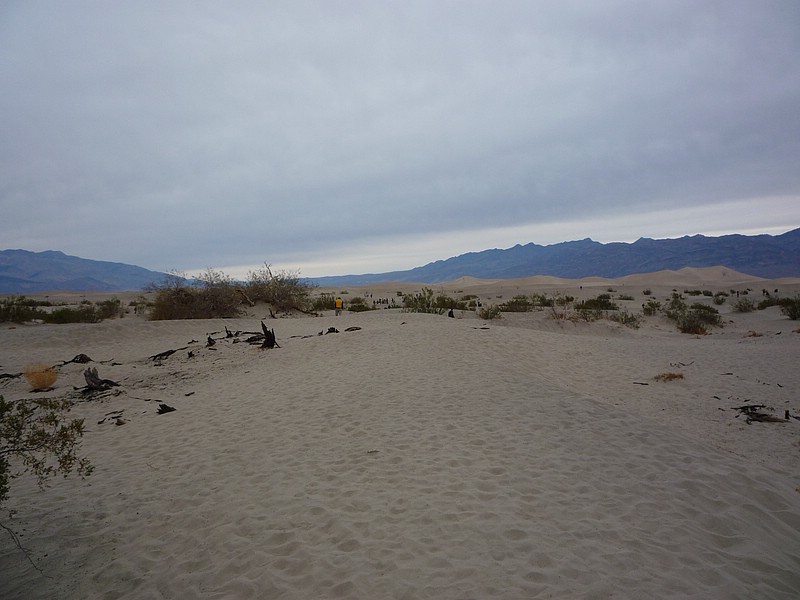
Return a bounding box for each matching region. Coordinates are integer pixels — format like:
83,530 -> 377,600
83,367 -> 120,391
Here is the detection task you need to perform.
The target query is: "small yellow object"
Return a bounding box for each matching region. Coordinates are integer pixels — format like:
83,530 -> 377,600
23,364 -> 58,390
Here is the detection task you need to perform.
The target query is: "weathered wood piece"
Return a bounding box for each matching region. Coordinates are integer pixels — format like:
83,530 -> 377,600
83,367 -> 120,391
261,321 -> 279,349
149,347 -> 188,361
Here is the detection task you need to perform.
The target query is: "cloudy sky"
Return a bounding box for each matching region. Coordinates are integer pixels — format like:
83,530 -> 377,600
2,1 -> 799,278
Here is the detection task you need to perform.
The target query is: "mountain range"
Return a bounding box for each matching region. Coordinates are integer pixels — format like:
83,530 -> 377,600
311,228 -> 800,286
0,249 -> 168,294
2,228 -> 799,293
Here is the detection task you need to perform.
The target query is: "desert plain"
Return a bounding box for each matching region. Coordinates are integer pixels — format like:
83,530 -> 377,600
1,267 -> 799,599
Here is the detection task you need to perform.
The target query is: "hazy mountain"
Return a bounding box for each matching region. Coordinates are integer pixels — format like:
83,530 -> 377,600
3,229 -> 799,293
0,249 -> 169,294
310,228 -> 800,287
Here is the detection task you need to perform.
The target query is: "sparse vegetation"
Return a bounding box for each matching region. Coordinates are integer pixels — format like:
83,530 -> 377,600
246,264 -> 313,312
642,300 -> 661,316
662,293 -> 721,334
1,395 -> 93,551
0,296 -> 123,324
347,297 -> 372,312
574,294 -> 618,311
780,295 -> 800,320
479,305 -> 502,320
731,297 -> 756,313
403,288 -> 444,314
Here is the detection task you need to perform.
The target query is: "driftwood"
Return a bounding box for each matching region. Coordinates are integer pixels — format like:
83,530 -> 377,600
60,353 -> 93,365
261,321 -> 279,349
149,347 -> 188,361
0,372 -> 21,380
157,403 -> 176,414
236,287 -> 256,307
732,404 -> 788,424
83,367 -> 120,391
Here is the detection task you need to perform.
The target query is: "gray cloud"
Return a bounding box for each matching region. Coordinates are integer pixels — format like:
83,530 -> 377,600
1,1 -> 799,276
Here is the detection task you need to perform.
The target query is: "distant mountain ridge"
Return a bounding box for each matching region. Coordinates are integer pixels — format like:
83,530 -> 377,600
2,229 -> 799,293
0,249 -> 168,293
310,228 -> 800,287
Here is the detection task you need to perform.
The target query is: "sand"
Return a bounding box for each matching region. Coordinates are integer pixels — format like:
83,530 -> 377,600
1,268 -> 799,599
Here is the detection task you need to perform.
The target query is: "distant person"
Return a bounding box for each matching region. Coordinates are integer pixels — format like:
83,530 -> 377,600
334,297 -> 344,316
448,308 -> 454,318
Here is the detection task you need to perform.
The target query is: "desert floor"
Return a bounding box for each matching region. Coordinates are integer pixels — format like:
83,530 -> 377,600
1,267 -> 799,599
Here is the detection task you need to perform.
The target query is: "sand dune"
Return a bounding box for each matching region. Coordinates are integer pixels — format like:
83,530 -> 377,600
1,274 -> 799,599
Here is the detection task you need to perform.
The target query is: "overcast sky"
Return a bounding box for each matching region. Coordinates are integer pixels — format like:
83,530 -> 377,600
2,1 -> 799,278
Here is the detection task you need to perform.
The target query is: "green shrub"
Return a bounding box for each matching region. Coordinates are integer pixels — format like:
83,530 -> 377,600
499,295 -> 533,312
664,293 -> 687,320
0,297 -> 47,323
311,293 -> 336,311
403,288 -> 444,314
731,297 -> 756,313
780,295 -> 800,320
607,310 -> 641,329
479,305 -> 502,320
642,300 -> 661,316
575,294 -> 618,311
531,293 -> 554,308
348,297 -> 372,312
43,305 -> 101,324
0,395 -> 93,509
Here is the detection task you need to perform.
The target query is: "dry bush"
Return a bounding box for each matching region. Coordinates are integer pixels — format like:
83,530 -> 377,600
653,372 -> 684,382
23,364 -> 58,390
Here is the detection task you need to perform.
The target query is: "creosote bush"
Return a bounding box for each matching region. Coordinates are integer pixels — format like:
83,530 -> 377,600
0,395 -> 93,510
780,295 -> 800,320
149,271 -> 241,320
246,264 -> 313,312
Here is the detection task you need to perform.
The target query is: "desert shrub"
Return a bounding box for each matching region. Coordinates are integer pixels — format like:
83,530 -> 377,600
554,294 -> 574,306
713,293 -> 727,305
246,264 -> 313,312
403,288 -> 443,314
731,297 -> 756,313
575,294 -> 618,311
530,293 -> 554,308
311,293 -> 336,311
150,270 -> 241,320
642,289 -> 652,296
95,298 -> 123,319
23,365 -> 58,391
617,294 -> 635,301
348,297 -> 372,312
685,289 -> 702,296
433,294 -> 466,310
756,296 -> 781,310
702,290 -> 713,297
780,295 -> 800,320
663,293 -> 687,320
662,293 -> 720,333
676,304 -> 721,334
44,305 -> 102,323
479,305 -> 502,320
0,297 -> 47,323
607,310 -> 641,329
499,295 -> 533,312
0,395 -> 93,513
642,300 -> 661,316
